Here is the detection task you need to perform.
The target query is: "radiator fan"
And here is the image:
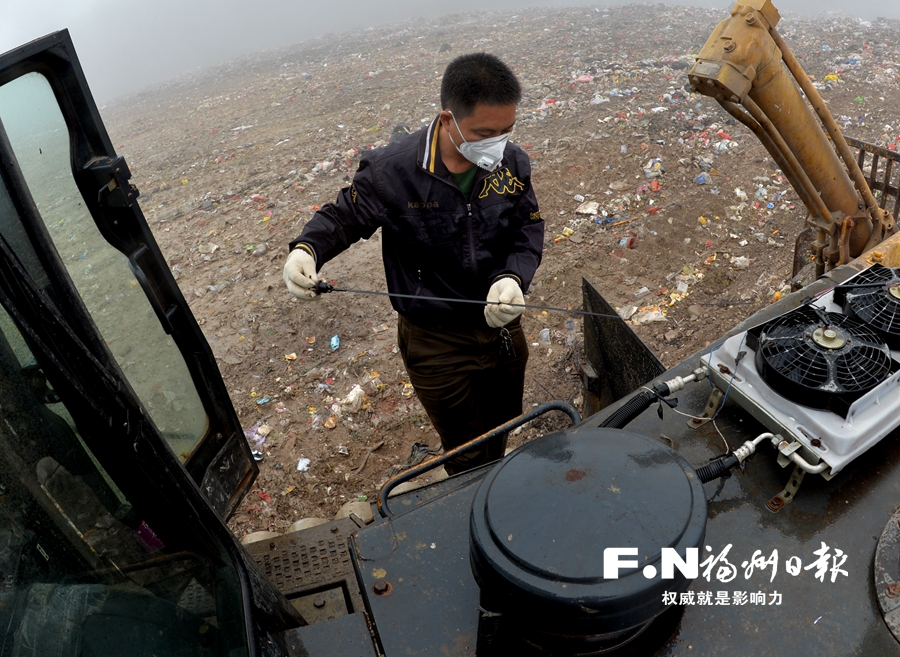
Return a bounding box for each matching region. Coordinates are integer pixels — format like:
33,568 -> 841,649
747,305 -> 895,417
834,264 -> 900,348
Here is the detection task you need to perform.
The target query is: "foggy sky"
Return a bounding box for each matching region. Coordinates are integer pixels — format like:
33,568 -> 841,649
2,0 -> 899,103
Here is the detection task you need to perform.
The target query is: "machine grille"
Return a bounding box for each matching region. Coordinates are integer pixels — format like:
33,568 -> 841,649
835,264 -> 900,346
752,305 -> 894,416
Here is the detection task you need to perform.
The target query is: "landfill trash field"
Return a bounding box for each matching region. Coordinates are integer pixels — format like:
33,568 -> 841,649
101,4 -> 900,536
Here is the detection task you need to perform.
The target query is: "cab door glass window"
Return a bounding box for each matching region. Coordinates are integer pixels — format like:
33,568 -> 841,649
0,72 -> 207,461
0,303 -> 236,656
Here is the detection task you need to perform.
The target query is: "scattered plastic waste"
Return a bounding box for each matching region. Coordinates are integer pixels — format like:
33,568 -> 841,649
632,309 -> 667,324
107,7 -> 898,504
244,422 -> 269,460
564,319 -> 578,347
340,384 -> 366,414
643,158 -> 664,179
619,305 -> 638,320
575,200 -> 600,215
330,334 -> 340,351
297,458 -> 311,472
694,172 -> 711,185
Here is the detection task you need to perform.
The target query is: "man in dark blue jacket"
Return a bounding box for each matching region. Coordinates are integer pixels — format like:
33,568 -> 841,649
284,53 -> 543,474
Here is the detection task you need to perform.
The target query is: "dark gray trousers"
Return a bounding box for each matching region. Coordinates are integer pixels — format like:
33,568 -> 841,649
397,314 -> 528,475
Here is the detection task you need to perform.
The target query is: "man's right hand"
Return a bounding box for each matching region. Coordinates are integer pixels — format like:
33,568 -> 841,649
283,248 -> 319,300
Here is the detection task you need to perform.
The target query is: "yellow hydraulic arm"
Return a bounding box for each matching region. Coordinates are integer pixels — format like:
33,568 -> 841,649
688,0 -> 896,273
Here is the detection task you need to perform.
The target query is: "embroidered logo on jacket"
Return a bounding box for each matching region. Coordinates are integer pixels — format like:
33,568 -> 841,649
478,167 -> 525,199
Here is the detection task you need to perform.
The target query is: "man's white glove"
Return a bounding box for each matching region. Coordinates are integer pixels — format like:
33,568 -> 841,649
484,277 -> 525,328
283,248 -> 319,300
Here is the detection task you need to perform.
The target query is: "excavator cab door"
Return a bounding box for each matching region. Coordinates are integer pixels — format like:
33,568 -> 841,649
0,30 -> 307,656
0,30 -> 256,520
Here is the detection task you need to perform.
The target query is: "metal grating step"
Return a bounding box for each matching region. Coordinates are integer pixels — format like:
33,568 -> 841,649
244,517 -> 365,616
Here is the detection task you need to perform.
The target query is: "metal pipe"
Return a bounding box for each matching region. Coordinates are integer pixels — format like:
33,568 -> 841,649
741,96 -> 836,230
376,400 -> 581,517
689,3 -> 863,262
732,432 -> 776,463
768,27 -> 882,218
719,100 -> 823,224
661,367 -> 708,394
786,451 -> 829,474
732,432 -> 829,474
815,230 -> 827,277
316,282 -> 621,319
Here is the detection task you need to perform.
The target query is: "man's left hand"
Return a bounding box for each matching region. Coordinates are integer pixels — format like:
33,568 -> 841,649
485,278 -> 525,328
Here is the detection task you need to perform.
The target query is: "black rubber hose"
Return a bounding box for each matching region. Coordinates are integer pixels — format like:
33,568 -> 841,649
696,454 -> 740,483
476,591 -> 505,656
598,382 -> 669,430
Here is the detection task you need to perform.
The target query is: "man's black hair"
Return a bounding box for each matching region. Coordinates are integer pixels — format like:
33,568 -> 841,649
440,53 -> 521,119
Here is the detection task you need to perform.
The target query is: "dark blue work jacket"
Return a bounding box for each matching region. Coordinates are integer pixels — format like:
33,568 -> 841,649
290,115 -> 544,327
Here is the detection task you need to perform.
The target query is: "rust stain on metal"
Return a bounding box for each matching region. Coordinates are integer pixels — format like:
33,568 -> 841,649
767,497 -> 785,512
887,583 -> 900,599
565,469 -> 586,482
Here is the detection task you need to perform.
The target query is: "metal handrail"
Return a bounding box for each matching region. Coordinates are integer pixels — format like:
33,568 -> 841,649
377,401 -> 581,518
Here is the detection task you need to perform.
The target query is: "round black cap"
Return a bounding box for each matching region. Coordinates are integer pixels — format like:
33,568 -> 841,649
469,427 -> 706,635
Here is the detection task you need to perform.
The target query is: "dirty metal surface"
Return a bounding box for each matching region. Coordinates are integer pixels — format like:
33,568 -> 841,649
582,278 -> 666,411
875,510 -> 900,642
285,612 -> 378,657
245,518 -> 366,621
345,261 -> 900,655
578,265 -> 900,655
353,471 -> 485,656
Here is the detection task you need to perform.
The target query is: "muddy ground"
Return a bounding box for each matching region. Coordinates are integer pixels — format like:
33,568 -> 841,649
100,5 -> 900,536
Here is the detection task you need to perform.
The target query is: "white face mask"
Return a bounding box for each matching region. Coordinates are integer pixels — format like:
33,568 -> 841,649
449,112 -> 511,172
